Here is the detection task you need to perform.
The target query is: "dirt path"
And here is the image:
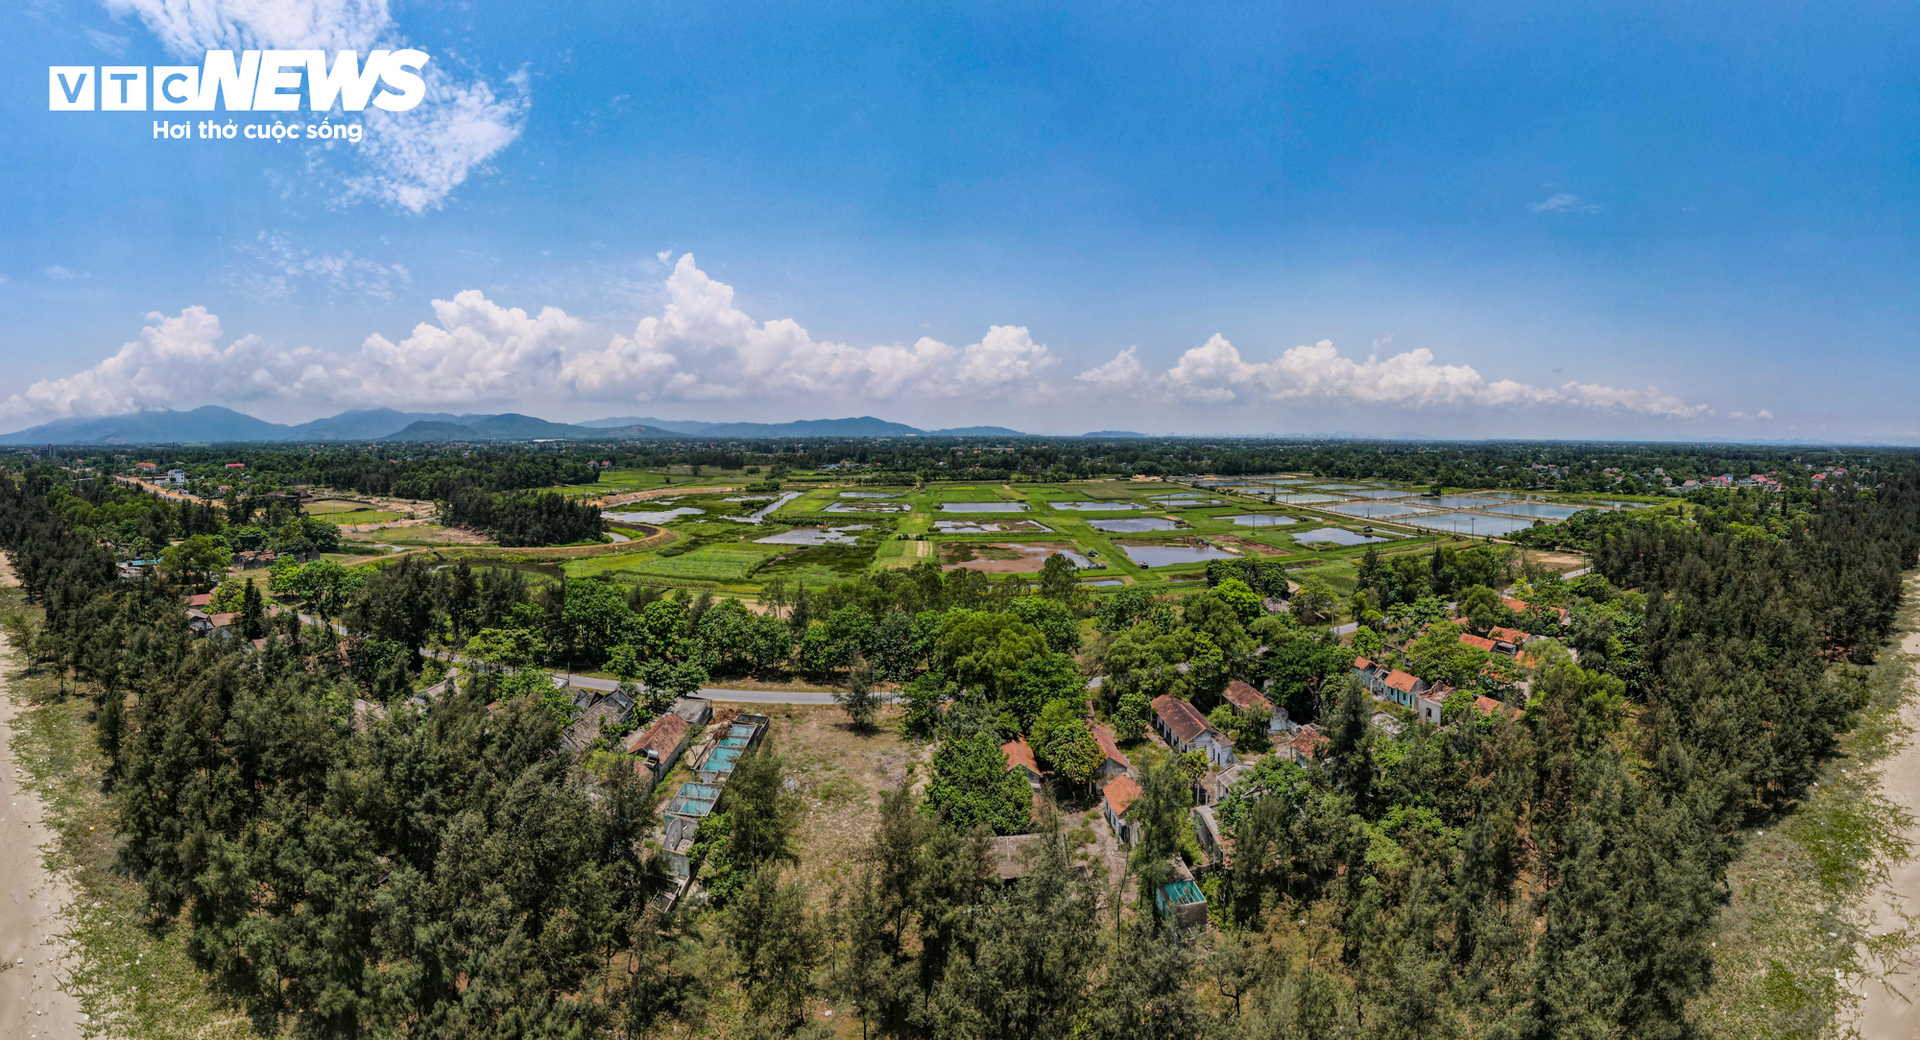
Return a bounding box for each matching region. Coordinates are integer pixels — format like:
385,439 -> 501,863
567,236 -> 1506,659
1852,626 -> 1920,1038
0,557 -> 87,1038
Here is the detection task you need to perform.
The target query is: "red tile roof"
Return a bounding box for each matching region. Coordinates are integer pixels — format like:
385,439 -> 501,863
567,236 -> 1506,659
1489,626 -> 1529,644
1459,633 -> 1496,652
1151,694 -> 1213,744
1222,679 -> 1272,715
1090,720 -> 1130,769
1002,735 -> 1041,776
1475,695 -> 1524,720
1103,774 -> 1143,818
625,712 -> 689,758
1383,669 -> 1421,693
1353,656 -> 1375,670
186,593 -> 213,608
207,612 -> 238,628
1289,725 -> 1329,758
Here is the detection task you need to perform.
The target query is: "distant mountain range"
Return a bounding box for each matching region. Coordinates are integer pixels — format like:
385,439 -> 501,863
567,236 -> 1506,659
0,406 -> 1034,445
578,416 -> 1027,438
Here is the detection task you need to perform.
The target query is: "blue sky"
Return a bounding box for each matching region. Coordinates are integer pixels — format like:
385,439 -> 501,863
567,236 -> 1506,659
2,0 -> 1916,439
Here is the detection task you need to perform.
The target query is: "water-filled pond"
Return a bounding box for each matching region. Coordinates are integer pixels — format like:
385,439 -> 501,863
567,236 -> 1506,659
1225,514 -> 1296,527
1122,544 -> 1239,566
1323,501 -> 1429,518
825,501 -> 908,513
1272,493 -> 1341,504
1049,501 -> 1142,511
1089,517 -> 1181,533
1398,512 -> 1537,536
727,491 -> 803,523
940,501 -> 1029,512
755,525 -> 871,546
1083,579 -> 1125,587
1418,496 -> 1505,509
839,491 -> 896,499
1489,502 -> 1584,520
604,506 -> 705,524
1342,489 -> 1416,499
1294,527 -> 1393,546
1306,483 -> 1371,491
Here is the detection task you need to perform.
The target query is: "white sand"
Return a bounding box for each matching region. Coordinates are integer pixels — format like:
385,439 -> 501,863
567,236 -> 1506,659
0,556 -> 86,1038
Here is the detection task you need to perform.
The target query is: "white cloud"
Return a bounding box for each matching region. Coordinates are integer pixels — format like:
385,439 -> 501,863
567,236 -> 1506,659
3,255 -> 1056,426
102,0 -> 526,212
0,308 -> 328,422
1530,192 -> 1599,213
233,231 -> 412,302
44,265 -> 87,281
1075,335 -> 1718,419
85,28 -> 129,55
561,254 -> 1056,402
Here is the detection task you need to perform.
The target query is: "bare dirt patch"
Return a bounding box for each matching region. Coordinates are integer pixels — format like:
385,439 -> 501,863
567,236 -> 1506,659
1215,534 -> 1290,556
741,705 -> 934,904
940,542 -> 1082,573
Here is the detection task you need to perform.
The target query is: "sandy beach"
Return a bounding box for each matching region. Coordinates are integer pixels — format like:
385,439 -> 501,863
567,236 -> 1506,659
0,557 -> 86,1038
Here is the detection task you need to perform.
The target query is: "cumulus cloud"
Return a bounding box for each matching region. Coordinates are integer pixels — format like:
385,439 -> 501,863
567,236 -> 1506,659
0,308 -> 330,422
1075,335 -> 1717,419
562,254 -> 1055,402
102,0 -> 527,211
233,230 -> 412,302
2,254 -> 1055,425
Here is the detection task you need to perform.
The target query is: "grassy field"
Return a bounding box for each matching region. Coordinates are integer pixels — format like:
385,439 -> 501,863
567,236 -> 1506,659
308,509 -> 408,525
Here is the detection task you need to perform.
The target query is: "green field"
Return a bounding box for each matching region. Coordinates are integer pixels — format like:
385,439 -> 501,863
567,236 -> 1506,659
309,509 -> 407,525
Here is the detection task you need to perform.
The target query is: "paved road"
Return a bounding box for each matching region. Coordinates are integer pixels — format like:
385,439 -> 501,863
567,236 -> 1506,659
550,672 -> 841,705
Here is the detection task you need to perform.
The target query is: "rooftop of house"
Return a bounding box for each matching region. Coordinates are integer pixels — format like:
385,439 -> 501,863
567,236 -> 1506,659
207,612 -> 238,628
1222,679 -> 1272,715
1288,724 -> 1329,757
987,834 -> 1045,880
1090,719 -> 1130,768
1459,632 -> 1496,652
1354,656 -> 1375,670
1103,774 -> 1144,818
1475,695 -> 1525,720
1151,694 -> 1215,745
625,711 -> 689,758
1488,626 -> 1530,645
1002,735 -> 1041,776
1383,669 -> 1421,693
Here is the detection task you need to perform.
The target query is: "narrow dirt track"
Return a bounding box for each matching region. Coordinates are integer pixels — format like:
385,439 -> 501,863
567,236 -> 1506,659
0,556 -> 86,1038
1851,623 -> 1920,1038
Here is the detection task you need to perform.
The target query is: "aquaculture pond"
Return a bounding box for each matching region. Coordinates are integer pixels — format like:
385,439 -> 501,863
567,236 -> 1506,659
1088,517 -> 1182,533
604,506 -> 705,524
1293,528 -> 1393,546
1398,512 -> 1537,536
1225,514 -> 1296,527
940,501 -> 1030,513
1489,502 -> 1585,520
1322,501 -> 1430,518
1049,501 -> 1142,511
1121,543 -> 1240,566
754,525 -> 871,546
